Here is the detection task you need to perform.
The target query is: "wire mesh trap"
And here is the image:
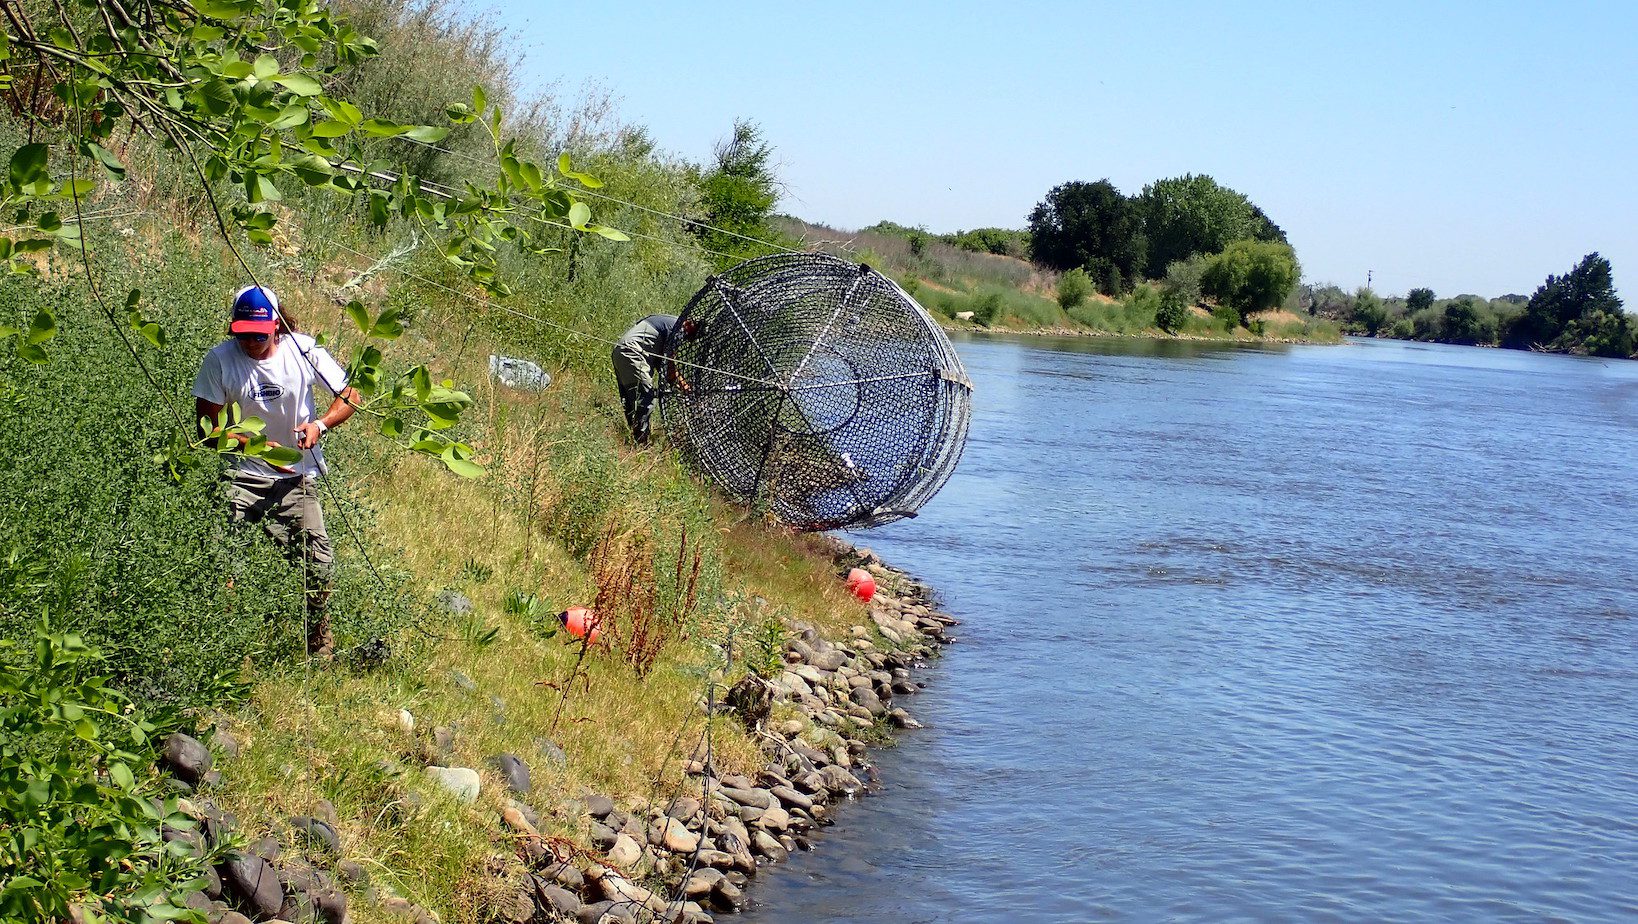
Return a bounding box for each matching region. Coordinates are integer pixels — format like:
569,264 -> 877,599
661,252 -> 973,531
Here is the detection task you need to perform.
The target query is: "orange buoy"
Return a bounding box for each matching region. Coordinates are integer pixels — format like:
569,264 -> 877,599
559,607 -> 602,645
845,568 -> 876,603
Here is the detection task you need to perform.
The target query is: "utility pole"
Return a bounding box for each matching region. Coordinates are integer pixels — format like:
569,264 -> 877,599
1367,269 -> 1373,290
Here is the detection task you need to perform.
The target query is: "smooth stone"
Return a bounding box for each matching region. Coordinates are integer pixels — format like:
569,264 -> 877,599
161,733 -> 213,785
608,833 -> 642,867
769,785 -> 813,811
535,737 -> 567,767
720,786 -> 773,810
749,828 -> 787,861
220,853 -> 282,920
660,817 -> 700,853
755,806 -> 790,831
213,729 -> 241,761
666,796 -> 700,820
684,867 -> 724,897
507,799 -> 541,830
335,860 -> 368,888
424,766 -> 481,803
397,709 -> 415,734
889,707 -> 922,728
710,877 -> 746,913
288,816 -> 340,855
489,754 -> 530,794
451,670 -> 477,692
431,726 -> 456,756
584,794 -> 614,818
502,804 -> 539,837
536,883 -> 581,917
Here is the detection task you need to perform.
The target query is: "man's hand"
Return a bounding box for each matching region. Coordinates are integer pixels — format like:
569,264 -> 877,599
295,421 -> 324,450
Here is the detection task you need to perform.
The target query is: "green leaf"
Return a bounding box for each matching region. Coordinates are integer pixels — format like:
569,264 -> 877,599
310,120 -> 351,139
126,288 -> 141,310
472,84 -> 487,115
137,322 -> 166,349
358,119 -> 407,137
403,125 -> 448,143
445,102 -> 473,124
259,445 -> 303,465
589,224 -> 631,242
369,307 -> 404,340
9,143 -> 49,188
568,201 -> 591,230
381,416 -> 404,438
195,79 -> 235,117
345,300 -> 369,333
253,54 -> 280,79
195,0 -> 248,19
84,142 -> 126,180
109,761 -> 135,790
557,152 -> 572,177
253,173 -> 282,202
25,309 -> 56,345
268,105 -> 309,130
273,74 -> 323,97
16,342 -> 46,363
443,456 -> 485,478
75,718 -> 96,740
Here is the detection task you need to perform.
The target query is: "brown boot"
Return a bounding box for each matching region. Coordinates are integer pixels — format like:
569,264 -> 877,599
306,613 -> 335,660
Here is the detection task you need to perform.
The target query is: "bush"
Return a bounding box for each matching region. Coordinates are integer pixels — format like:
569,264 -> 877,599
1155,290 -> 1188,333
1163,254 -> 1207,307
1,624 -> 220,923
1199,240 -> 1300,323
1211,303 -> 1240,332
1056,267 -> 1093,310
0,234 -> 415,705
972,292 -> 1004,327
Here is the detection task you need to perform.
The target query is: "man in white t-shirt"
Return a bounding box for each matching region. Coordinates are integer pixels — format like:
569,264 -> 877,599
191,284 -> 360,657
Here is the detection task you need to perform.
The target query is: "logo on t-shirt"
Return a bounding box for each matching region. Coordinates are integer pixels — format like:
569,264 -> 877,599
250,381 -> 285,401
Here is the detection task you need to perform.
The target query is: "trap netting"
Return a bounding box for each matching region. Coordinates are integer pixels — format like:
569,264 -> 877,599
661,252 -> 973,531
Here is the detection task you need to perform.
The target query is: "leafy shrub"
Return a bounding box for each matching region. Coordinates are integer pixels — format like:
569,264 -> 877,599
1211,303 -> 1240,332
0,235 -> 415,705
1121,285 -> 1163,327
1056,267 -> 1093,310
1155,290 -> 1188,333
1,624 -> 220,923
1163,254 -> 1208,307
1199,240 -> 1300,323
971,292 -> 1004,327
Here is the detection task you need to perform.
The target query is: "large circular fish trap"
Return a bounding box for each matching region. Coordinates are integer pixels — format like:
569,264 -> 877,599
662,252 -> 973,531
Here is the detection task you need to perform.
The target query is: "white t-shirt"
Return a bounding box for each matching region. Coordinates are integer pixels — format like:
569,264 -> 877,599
191,333 -> 349,478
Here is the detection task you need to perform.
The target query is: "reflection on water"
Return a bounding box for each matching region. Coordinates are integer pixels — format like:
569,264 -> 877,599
741,337 -> 1638,923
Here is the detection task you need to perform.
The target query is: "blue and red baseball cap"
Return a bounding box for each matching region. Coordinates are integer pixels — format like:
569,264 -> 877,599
230,285 -> 280,335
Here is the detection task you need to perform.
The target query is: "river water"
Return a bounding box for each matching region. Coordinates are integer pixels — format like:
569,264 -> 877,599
742,336 -> 1638,923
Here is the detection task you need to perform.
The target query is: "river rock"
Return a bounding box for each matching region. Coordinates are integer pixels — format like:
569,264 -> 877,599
769,786 -> 813,811
721,786 -> 774,809
819,765 -> 861,795
755,805 -> 790,831
161,733 -> 212,786
889,707 -> 922,728
396,709 -> 416,734
749,828 -> 787,861
489,754 -> 530,794
535,882 -> 581,917
658,817 -> 700,853
424,766 -> 481,803
436,589 -> 472,615
666,795 -> 700,820
585,794 -> 614,818
288,815 -> 340,855
607,833 -> 642,867
220,853 -> 282,920
534,737 -> 568,767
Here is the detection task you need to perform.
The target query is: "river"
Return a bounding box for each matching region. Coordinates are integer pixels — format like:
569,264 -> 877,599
741,335 -> 1638,922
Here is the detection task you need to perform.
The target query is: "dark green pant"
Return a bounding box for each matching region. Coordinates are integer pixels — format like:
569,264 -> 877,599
224,469 -> 334,605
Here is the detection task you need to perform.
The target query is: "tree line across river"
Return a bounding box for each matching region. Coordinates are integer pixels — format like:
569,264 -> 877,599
862,175 -> 1629,357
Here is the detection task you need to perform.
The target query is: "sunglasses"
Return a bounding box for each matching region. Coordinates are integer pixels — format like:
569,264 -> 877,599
235,332 -> 270,343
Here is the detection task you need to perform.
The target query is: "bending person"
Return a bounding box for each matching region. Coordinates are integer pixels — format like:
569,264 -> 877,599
610,314 -> 697,444
192,285 -> 361,658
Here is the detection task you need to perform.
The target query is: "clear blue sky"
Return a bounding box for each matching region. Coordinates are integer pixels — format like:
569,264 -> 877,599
477,0 -> 1636,299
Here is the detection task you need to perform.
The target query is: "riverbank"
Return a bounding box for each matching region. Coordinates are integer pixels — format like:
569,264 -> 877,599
941,318 -> 1345,346
147,538 -> 953,924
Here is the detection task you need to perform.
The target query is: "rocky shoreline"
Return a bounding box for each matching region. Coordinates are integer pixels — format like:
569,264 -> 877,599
153,539 -> 955,924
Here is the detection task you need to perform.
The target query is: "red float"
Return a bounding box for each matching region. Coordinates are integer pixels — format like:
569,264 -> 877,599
845,568 -> 876,603
559,606 -> 602,645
